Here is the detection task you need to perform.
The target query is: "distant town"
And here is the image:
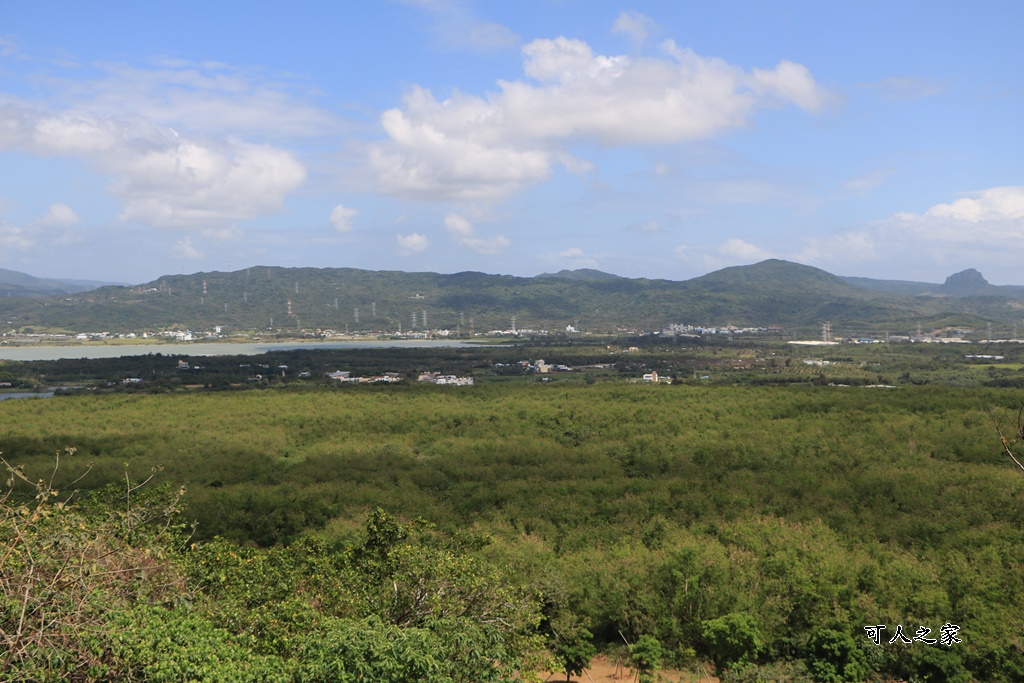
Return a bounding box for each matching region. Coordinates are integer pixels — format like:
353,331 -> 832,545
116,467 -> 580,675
4,319 -> 1023,347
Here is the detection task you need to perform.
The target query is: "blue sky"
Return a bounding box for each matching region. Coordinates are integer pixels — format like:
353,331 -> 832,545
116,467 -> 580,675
1,1 -> 1022,285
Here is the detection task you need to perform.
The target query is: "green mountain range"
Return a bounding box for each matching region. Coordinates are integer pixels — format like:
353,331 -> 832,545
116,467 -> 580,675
0,268 -> 114,298
0,260 -> 1020,336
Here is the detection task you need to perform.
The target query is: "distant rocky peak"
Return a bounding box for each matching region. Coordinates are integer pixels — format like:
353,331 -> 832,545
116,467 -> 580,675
942,268 -> 990,292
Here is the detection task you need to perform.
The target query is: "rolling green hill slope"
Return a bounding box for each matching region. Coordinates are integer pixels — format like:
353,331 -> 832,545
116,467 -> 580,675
0,260 -> 1018,336
0,268 -> 112,297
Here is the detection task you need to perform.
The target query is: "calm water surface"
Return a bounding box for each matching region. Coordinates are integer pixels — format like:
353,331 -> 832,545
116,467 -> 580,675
0,340 -> 481,362
0,391 -> 55,400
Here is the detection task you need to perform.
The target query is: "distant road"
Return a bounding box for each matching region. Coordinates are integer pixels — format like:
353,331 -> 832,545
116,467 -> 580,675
0,339 -> 481,361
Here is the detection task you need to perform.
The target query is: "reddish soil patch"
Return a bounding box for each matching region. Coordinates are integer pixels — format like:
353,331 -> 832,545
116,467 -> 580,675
538,655 -> 718,683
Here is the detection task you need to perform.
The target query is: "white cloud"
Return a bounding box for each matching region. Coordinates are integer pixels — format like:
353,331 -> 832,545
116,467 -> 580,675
172,236 -> 203,260
396,232 -> 430,255
0,223 -> 33,250
697,238 -> 775,272
748,60 -> 833,113
612,11 -> 657,49
890,186 -> 1024,244
370,102 -> 551,200
540,244 -> 602,268
718,238 -> 773,261
444,212 -> 510,253
0,103 -> 307,229
35,203 -> 81,228
371,35 -> 833,201
71,60 -> 340,139
114,138 -> 306,228
919,186 -> 1024,223
444,212 -> 474,237
400,0 -> 520,51
554,151 -> 595,175
796,231 -> 876,264
329,204 -> 359,232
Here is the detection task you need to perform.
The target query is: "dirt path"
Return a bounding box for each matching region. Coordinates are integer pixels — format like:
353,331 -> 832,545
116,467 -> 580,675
538,655 -> 719,683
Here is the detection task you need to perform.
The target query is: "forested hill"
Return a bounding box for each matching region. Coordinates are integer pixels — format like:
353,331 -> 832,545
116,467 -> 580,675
0,259 -> 1020,335
0,267 -> 112,297
842,267 -> 1024,299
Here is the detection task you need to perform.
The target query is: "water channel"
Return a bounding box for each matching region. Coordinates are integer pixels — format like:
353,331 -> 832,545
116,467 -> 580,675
0,339 -> 481,362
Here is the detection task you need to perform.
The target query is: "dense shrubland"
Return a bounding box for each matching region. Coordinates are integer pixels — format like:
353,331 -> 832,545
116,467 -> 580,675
4,380 -> 1024,680
1,458 -> 542,682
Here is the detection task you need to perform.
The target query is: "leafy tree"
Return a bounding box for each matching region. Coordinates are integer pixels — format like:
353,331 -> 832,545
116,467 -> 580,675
549,624 -> 596,682
702,612 -> 763,671
806,629 -> 869,683
629,634 -> 663,683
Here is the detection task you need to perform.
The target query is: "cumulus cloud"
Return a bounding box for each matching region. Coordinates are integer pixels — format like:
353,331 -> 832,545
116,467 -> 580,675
35,203 -> 81,228
913,186 -> 1024,223
444,212 -> 510,253
891,186 -> 1024,244
370,34 -> 833,201
0,103 -> 307,229
329,204 -> 358,232
396,232 -> 430,255
371,103 -> 551,200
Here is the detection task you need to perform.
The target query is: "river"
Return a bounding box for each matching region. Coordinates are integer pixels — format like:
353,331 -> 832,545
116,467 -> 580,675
0,339 -> 484,362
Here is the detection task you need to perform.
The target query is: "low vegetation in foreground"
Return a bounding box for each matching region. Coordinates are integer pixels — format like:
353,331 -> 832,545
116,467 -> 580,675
3,344 -> 1024,681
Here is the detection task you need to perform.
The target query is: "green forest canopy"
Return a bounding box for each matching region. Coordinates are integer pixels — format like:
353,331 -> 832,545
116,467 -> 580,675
3,381 -> 1024,680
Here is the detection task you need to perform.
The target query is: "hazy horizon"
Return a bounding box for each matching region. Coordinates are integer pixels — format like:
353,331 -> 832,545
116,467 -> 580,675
8,258 -> 1021,291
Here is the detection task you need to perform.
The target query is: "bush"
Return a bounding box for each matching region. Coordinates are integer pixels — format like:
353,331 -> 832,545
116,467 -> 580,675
702,612 -> 763,671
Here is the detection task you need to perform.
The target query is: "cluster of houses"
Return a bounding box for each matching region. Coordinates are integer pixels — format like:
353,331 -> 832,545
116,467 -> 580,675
492,359 -> 574,374
323,370 -> 475,386
326,370 -> 403,384
416,372 -> 475,386
660,323 -> 782,337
